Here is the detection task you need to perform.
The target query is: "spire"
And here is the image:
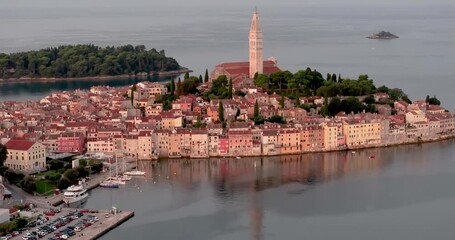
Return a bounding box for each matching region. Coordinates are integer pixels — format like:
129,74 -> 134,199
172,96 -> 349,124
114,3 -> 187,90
250,8 -> 262,33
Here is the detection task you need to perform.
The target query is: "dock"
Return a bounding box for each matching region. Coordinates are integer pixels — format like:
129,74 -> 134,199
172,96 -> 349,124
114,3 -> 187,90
79,211 -> 135,240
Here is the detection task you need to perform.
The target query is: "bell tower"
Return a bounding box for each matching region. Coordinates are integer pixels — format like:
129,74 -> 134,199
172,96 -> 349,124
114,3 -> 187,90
249,8 -> 263,78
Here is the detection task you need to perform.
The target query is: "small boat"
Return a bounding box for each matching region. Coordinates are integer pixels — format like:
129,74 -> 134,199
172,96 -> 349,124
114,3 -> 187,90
124,170 -> 146,176
351,151 -> 356,154
118,175 -> 132,181
370,155 -> 375,159
236,156 -> 241,159
99,180 -> 119,188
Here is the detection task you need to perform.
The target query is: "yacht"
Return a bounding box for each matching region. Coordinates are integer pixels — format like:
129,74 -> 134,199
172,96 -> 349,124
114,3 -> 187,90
63,184 -> 88,205
99,180 -> 119,188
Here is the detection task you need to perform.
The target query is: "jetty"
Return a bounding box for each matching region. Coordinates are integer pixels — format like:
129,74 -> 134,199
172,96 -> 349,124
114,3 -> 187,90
79,210 -> 134,240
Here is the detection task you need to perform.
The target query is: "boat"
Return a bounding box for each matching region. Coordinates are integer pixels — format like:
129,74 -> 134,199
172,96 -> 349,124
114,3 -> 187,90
99,180 -> 119,188
118,175 -> 132,181
370,154 -> 375,159
236,156 -> 241,159
124,170 -> 146,176
124,155 -> 146,176
63,184 -> 88,205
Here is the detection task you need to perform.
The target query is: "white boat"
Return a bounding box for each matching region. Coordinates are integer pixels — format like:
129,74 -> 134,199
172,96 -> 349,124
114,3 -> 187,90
124,170 -> 146,176
118,175 -> 132,181
124,155 -> 146,176
63,184 -> 88,205
99,180 -> 119,188
236,156 -> 241,159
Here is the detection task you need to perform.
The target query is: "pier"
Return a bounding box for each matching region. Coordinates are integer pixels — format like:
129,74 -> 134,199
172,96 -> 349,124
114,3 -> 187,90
78,210 -> 134,240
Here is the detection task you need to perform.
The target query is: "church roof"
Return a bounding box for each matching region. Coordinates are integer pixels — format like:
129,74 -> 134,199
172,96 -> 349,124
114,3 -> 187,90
216,60 -> 281,77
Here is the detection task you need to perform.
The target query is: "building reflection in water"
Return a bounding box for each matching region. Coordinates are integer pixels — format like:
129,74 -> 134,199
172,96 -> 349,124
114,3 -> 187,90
138,150 -> 390,239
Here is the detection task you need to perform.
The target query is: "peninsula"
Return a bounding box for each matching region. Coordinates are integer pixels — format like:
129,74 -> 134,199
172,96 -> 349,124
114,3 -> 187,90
367,31 -> 399,39
0,44 -> 189,82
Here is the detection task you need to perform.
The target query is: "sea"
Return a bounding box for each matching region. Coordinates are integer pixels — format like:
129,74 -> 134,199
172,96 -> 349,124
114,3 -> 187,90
1,1 -> 455,239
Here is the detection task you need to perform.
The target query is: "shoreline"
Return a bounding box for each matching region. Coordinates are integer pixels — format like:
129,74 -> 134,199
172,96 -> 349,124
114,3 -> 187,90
147,133 -> 455,161
0,68 -> 192,84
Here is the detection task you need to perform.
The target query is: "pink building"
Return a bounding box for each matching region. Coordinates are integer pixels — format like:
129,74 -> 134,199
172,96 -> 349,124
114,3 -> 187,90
228,130 -> 253,156
57,132 -> 85,154
218,136 -> 229,155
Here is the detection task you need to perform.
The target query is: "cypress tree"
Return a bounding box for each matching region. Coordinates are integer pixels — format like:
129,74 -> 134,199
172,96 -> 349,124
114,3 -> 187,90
170,79 -> 175,95
254,100 -> 260,120
228,78 -> 233,99
280,95 -> 285,109
218,101 -> 225,123
198,75 -> 203,83
176,78 -> 182,96
184,72 -> 190,80
204,69 -> 209,83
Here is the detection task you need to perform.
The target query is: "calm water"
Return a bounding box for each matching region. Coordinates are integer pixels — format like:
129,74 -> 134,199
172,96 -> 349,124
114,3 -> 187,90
80,140 -> 455,240
0,1 -> 454,106
0,75 -> 177,101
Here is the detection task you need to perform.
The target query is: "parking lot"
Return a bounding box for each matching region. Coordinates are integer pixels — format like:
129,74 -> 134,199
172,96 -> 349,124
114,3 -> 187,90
7,208 -> 104,240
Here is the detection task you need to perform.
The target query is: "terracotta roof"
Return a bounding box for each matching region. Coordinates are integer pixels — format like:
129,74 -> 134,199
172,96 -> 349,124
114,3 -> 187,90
5,139 -> 36,151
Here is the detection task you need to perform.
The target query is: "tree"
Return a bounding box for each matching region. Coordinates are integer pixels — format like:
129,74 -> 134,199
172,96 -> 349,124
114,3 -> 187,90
279,95 -> 285,109
170,78 -> 175,95
177,78 -> 182,95
218,101 -> 225,123
0,166 -> 8,176
79,159 -> 87,167
184,72 -> 190,80
254,100 -> 260,120
402,94 -> 412,104
76,166 -> 89,178
64,169 -> 79,182
49,160 -> 64,170
267,115 -> 285,124
377,85 -> 390,93
428,96 -> 441,105
328,97 -> 341,116
331,73 -> 337,82
181,76 -> 199,95
20,176 -> 36,193
0,143 -> 7,167
425,95 -> 430,103
57,177 -> 71,190
228,78 -> 233,99
204,69 -> 209,83
364,95 -> 376,104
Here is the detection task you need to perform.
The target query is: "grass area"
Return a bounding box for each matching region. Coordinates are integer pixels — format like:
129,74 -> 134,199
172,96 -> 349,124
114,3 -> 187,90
35,180 -> 56,195
34,169 -> 64,177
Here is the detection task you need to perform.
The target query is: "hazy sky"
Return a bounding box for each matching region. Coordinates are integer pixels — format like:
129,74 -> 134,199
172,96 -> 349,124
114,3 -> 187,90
1,0 -> 454,8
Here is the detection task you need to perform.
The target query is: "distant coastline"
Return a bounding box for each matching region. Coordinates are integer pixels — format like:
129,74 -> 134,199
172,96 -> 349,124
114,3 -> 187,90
0,68 -> 191,84
367,31 -> 399,40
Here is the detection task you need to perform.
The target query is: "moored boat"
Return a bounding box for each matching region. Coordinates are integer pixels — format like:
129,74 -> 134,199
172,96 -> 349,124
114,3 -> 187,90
99,180 -> 119,188
63,184 -> 88,205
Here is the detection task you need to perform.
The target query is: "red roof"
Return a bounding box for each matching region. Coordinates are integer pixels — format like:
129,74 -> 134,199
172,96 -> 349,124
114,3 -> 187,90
5,139 -> 36,151
216,60 -> 281,77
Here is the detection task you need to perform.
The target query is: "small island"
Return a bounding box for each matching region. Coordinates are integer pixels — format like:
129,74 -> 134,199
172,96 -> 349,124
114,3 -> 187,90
367,31 -> 398,40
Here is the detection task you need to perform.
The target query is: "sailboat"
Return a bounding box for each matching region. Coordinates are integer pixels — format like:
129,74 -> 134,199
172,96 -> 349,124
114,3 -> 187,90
100,156 -> 120,188
124,155 -> 146,176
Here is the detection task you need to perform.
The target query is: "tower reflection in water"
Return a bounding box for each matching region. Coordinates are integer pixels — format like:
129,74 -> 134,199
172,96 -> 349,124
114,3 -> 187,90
139,149 -> 388,239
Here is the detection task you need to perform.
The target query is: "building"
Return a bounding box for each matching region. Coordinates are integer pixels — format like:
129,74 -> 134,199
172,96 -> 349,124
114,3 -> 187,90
210,10 -> 281,81
4,139 -> 46,172
249,9 -> 263,78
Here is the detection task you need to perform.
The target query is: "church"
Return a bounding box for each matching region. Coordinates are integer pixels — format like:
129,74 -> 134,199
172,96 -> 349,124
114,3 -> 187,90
210,10 -> 281,84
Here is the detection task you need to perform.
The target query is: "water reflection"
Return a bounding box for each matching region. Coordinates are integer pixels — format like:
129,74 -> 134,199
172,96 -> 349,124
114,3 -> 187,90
0,75 -> 179,101
83,141 -> 455,240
